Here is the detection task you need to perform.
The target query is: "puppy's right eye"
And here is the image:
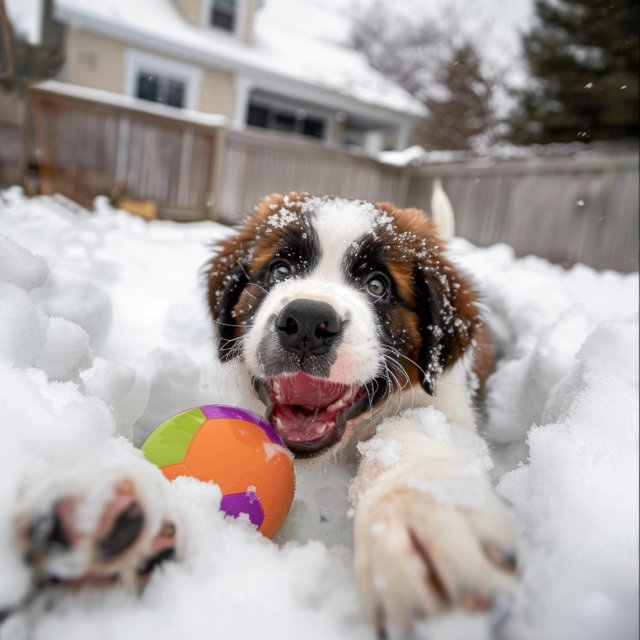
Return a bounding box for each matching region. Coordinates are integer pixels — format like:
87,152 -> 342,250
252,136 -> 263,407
269,260 -> 293,282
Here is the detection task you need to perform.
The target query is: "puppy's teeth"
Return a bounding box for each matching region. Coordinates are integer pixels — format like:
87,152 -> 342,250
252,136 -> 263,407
274,417 -> 284,432
328,386 -> 358,412
313,423 -> 330,436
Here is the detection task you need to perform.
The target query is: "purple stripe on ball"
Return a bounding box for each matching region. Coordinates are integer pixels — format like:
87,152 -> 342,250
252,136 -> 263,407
199,404 -> 284,446
220,490 -> 264,528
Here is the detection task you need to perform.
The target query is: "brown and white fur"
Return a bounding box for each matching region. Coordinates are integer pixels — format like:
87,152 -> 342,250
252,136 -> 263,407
10,192 -> 517,638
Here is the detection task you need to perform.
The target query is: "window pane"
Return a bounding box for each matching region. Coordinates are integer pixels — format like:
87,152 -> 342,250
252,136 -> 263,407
136,71 -> 185,109
303,117 -> 324,139
273,111 -> 295,132
166,79 -> 185,108
246,100 -> 326,141
211,0 -> 236,31
137,72 -> 159,103
248,103 -> 269,128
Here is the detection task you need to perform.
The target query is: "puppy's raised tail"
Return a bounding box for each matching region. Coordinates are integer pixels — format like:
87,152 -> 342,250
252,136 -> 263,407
430,178 -> 455,241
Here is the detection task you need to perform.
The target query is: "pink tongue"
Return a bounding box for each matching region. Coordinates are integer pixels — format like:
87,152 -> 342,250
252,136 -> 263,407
272,404 -> 334,441
269,372 -> 348,407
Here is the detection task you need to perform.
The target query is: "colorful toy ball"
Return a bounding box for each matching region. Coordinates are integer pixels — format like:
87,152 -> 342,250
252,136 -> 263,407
141,405 -> 295,538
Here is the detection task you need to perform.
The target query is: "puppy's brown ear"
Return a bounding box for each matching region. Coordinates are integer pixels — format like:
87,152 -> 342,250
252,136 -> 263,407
206,224 -> 256,361
414,253 -> 479,395
206,193 -> 301,361
207,192 -> 314,361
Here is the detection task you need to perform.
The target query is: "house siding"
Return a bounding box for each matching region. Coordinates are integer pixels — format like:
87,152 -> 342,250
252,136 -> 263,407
174,0 -> 204,26
65,27 -> 125,93
200,68 -> 236,118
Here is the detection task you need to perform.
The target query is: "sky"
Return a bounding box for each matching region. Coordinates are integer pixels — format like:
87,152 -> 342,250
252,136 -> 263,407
5,0 -> 43,44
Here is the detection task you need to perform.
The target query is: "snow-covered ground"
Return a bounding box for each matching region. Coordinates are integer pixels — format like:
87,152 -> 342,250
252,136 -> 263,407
0,188 -> 637,639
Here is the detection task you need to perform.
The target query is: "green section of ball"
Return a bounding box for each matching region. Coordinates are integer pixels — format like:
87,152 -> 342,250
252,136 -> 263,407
141,408 -> 206,467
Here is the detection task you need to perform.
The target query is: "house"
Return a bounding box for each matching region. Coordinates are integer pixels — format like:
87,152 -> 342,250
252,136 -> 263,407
11,0 -> 425,153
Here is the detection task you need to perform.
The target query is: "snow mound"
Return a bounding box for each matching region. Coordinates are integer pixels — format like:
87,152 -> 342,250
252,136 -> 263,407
0,190 -> 637,639
499,318 -> 639,640
0,235 -> 48,290
0,282 -> 49,367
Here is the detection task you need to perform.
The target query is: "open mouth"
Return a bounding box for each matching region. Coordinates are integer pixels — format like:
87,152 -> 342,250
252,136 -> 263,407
254,372 -> 384,455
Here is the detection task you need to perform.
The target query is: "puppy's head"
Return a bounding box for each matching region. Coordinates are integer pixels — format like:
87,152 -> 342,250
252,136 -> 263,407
207,193 -> 479,456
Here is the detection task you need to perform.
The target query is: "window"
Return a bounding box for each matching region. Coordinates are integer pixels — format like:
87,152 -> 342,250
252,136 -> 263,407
136,72 -> 186,108
124,50 -> 202,110
247,104 -> 268,128
303,117 -> 324,139
247,101 -> 326,140
211,0 -> 237,32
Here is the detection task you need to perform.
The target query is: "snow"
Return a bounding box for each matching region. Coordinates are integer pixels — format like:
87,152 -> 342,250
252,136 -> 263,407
0,188 -> 638,639
377,142 -> 596,167
0,235 -> 48,290
357,437 -> 401,468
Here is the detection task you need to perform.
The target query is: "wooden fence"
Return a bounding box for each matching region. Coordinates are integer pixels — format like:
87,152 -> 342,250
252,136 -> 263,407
215,132 -> 638,271
1,82 -> 637,272
408,153 -> 639,272
0,121 -> 22,186
218,127 -> 408,220
24,82 -> 224,219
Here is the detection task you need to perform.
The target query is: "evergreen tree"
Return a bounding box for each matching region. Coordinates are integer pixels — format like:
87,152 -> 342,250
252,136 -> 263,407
509,0 -> 639,144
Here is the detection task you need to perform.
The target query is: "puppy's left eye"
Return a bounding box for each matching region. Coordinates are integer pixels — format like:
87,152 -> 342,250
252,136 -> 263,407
269,260 -> 293,281
364,273 -> 390,300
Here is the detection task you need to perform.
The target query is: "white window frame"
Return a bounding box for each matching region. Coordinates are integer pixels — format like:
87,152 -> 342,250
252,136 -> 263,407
124,49 -> 202,111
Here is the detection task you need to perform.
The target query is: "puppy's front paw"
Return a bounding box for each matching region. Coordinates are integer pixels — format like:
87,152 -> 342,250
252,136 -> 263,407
14,467 -> 178,590
353,485 -> 518,638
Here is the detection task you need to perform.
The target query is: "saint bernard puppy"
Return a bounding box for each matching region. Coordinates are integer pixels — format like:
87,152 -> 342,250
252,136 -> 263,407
206,193 -> 518,634
10,191 -> 517,638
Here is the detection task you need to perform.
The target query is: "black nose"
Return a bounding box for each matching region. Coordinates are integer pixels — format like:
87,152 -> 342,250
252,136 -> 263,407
276,299 -> 342,356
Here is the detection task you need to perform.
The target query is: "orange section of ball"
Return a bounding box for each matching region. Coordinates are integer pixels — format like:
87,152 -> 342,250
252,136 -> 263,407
160,462 -> 191,481
255,450 -> 295,517
259,514 -> 288,539
183,418 -> 272,495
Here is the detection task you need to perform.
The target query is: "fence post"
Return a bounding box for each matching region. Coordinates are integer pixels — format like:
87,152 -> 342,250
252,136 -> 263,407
397,163 -> 412,208
209,124 -> 227,221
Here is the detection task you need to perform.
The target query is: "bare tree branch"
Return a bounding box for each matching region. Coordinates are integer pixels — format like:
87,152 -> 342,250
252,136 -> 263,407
352,1 -> 498,150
